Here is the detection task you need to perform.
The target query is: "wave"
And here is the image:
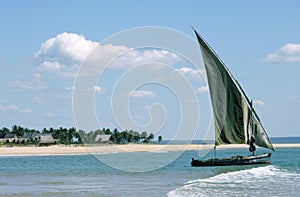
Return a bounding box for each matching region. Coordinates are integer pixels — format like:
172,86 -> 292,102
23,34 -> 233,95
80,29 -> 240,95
168,165 -> 300,197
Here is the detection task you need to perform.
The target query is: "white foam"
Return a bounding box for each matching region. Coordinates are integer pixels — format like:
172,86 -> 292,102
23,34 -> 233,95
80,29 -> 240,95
187,165 -> 280,184
168,165 -> 300,197
150,150 -> 170,153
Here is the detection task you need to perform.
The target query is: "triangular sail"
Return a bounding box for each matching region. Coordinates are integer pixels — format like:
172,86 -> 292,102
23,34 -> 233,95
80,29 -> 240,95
194,29 -> 274,151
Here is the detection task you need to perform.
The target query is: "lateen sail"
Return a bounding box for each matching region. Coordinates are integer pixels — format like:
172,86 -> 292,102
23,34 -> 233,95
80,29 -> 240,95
194,30 -> 274,151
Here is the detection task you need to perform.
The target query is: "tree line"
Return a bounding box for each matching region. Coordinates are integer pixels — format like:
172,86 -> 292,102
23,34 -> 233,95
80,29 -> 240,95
0,125 -> 162,144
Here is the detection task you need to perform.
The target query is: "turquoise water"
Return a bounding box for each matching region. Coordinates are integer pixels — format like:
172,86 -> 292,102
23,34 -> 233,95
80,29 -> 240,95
0,147 -> 299,196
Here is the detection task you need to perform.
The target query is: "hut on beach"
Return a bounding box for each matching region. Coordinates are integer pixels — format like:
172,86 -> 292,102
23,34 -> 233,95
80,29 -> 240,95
35,133 -> 60,146
0,134 -> 18,143
94,134 -> 111,143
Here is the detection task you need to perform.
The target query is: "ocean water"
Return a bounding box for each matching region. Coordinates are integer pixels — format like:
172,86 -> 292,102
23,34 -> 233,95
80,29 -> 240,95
0,147 -> 299,197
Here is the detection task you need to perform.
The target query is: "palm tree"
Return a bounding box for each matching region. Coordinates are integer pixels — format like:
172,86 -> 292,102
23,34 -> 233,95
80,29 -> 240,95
104,128 -> 112,135
43,128 -> 49,133
148,133 -> 154,142
11,125 -> 24,137
77,130 -> 85,143
67,127 -> 76,143
141,131 -> 148,141
133,131 -> 141,143
0,127 -> 10,137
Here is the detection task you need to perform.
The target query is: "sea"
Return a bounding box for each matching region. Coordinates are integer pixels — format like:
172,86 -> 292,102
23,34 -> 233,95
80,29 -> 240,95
0,147 -> 299,197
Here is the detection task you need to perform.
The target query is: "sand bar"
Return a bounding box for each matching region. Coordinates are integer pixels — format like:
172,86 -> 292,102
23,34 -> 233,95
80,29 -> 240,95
0,144 -> 299,156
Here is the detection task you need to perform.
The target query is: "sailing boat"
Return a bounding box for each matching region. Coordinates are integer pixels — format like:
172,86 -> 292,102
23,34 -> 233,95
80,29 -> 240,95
191,29 -> 274,167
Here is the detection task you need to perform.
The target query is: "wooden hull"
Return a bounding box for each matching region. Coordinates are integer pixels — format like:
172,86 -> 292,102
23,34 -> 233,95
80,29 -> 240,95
191,152 -> 271,167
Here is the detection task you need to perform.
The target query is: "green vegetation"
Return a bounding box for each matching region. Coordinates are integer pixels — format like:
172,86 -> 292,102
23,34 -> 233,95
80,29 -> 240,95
0,125 -> 157,145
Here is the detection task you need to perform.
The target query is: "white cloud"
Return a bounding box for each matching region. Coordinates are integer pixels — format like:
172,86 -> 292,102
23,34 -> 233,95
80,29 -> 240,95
253,100 -> 265,106
175,67 -> 206,80
39,61 -> 65,72
127,49 -> 180,67
7,80 -> 43,91
2,73 -> 45,91
44,112 -> 54,117
0,104 -> 33,113
133,115 -> 144,120
35,32 -> 99,62
35,32 -> 99,76
33,73 -> 42,79
66,85 -> 104,93
35,32 -> 183,77
32,96 -> 44,104
196,85 -> 209,94
65,86 -> 76,91
129,90 -> 155,98
94,85 -> 104,93
19,108 -> 33,113
0,104 -> 18,111
32,93 -> 71,104
263,43 -> 300,63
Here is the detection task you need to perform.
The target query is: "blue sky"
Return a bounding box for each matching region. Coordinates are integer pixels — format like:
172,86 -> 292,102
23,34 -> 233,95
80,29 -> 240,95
0,1 -> 300,138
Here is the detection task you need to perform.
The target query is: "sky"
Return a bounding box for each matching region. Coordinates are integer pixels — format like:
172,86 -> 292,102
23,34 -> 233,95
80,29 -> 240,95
0,1 -> 300,139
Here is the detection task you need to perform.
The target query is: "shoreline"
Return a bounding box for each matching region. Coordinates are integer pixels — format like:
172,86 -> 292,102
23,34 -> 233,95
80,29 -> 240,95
0,143 -> 300,156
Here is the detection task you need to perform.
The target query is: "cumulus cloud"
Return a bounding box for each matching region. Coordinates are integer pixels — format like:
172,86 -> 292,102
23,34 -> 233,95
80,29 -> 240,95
66,85 -> 104,93
32,96 -> 44,104
175,67 -> 206,80
44,112 -> 55,117
35,32 -> 183,77
112,49 -> 181,69
35,32 -> 99,63
263,43 -> 300,63
39,61 -> 65,72
2,73 -> 45,91
133,115 -> 144,120
253,100 -> 265,106
0,104 -> 18,111
7,80 -> 43,91
35,32 -> 99,77
93,85 -> 105,93
19,108 -> 33,113
196,85 -> 209,94
129,90 -> 155,98
65,86 -> 76,91
0,104 -> 33,113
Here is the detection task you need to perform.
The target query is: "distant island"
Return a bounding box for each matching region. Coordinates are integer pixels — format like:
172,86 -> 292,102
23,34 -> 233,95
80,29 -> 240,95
0,125 -> 163,146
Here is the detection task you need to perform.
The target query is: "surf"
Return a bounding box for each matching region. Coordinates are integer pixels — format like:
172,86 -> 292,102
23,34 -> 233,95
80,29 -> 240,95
168,165 -> 300,197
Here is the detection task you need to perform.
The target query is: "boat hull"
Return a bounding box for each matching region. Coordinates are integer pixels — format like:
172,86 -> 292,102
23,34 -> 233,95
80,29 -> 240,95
191,152 -> 271,167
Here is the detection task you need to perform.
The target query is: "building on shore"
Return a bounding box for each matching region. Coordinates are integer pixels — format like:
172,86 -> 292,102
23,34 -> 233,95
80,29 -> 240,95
0,134 -> 18,143
0,133 -> 60,146
94,134 -> 111,143
35,133 -> 60,146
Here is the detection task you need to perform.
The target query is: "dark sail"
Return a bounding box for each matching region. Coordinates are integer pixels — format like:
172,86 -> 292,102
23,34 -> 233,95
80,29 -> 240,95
194,30 -> 274,150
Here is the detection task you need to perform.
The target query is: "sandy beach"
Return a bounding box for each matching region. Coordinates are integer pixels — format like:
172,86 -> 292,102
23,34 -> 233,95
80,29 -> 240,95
0,143 -> 299,156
